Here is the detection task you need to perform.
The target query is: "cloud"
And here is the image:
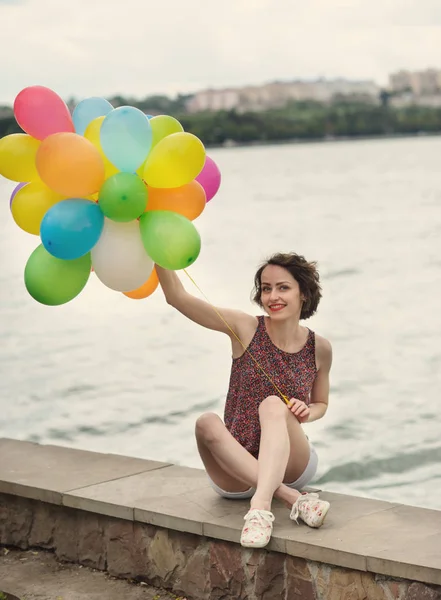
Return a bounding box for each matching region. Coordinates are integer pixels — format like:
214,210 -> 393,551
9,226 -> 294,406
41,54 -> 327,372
1,0 -> 441,104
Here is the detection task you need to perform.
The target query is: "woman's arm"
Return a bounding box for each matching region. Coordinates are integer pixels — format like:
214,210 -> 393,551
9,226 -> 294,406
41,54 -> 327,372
156,266 -> 256,338
307,335 -> 333,422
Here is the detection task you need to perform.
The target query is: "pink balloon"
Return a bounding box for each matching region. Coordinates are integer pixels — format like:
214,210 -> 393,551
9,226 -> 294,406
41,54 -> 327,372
196,156 -> 221,202
14,86 -> 75,141
10,182 -> 27,208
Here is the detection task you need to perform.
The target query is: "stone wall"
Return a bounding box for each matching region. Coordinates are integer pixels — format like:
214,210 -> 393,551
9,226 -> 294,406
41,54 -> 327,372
1,493 -> 440,600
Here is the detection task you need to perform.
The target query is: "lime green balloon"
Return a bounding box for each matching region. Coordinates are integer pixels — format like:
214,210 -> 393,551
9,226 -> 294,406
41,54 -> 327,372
98,172 -> 147,222
24,245 -> 91,305
139,210 -> 201,270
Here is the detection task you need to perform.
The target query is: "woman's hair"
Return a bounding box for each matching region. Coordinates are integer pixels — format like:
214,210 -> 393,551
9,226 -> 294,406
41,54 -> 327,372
252,252 -> 322,320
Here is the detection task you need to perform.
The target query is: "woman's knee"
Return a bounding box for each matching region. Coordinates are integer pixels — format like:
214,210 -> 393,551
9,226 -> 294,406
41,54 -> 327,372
195,412 -> 224,445
259,395 -> 288,420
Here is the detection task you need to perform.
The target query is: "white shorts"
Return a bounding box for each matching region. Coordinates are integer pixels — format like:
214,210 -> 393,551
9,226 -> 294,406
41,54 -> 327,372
208,442 -> 319,500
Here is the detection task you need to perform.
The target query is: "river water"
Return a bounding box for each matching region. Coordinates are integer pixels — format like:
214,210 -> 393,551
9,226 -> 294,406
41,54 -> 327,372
1,136 -> 440,510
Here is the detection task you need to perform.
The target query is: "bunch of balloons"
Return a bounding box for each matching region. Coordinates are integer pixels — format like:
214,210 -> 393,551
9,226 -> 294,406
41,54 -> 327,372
0,86 -> 222,305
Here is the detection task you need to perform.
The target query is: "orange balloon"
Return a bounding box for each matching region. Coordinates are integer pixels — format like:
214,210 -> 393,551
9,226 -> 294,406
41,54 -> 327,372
123,268 -> 159,300
36,132 -> 105,197
146,180 -> 206,221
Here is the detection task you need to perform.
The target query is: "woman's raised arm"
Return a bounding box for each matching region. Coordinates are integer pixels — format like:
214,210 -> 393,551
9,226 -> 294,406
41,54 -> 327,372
156,266 -> 255,337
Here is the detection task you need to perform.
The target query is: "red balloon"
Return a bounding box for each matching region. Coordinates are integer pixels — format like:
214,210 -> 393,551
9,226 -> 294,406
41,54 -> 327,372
14,86 -> 75,141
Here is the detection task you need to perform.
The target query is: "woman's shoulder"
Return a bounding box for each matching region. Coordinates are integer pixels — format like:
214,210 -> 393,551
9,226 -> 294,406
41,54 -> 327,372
313,333 -> 333,371
230,312 -> 260,359
235,312 -> 260,338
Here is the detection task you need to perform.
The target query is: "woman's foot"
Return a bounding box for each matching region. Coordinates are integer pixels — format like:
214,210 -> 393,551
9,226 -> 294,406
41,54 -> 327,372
240,508 -> 275,548
290,492 -> 330,528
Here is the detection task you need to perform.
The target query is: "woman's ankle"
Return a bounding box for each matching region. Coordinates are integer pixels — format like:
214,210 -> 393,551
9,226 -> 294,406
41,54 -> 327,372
275,484 -> 301,508
250,493 -> 272,512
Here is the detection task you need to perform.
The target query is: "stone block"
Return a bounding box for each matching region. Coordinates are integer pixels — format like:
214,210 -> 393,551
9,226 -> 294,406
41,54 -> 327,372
286,555 -> 315,600
381,579 -> 407,600
77,512 -> 107,571
358,571 -> 392,600
0,495 -> 32,549
209,540 -> 247,600
137,525 -> 203,594
28,501 -> 60,548
314,567 -> 405,600
106,519 -> 137,578
244,549 -> 261,581
254,551 -> 286,599
286,578 -> 316,600
323,567 -> 368,600
53,506 -> 78,562
309,562 -> 331,600
176,548 -> 210,600
287,555 -> 311,581
131,522 -> 155,579
405,582 -> 441,600
147,528 -> 181,583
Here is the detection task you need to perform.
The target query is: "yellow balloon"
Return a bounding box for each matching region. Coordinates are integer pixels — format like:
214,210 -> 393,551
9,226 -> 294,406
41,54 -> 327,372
11,181 -> 64,235
84,116 -> 104,146
143,133 -> 205,189
0,134 -> 40,182
150,115 -> 184,148
84,116 -> 119,180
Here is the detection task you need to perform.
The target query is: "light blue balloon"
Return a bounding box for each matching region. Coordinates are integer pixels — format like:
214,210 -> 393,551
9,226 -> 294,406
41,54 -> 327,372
40,199 -> 104,260
100,106 -> 153,173
72,97 -> 113,136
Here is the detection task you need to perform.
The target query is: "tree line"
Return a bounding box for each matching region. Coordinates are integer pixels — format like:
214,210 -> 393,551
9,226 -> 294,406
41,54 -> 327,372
2,95 -> 441,146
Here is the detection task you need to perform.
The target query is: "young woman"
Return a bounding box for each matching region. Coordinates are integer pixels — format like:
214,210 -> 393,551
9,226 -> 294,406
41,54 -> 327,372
156,252 -> 332,549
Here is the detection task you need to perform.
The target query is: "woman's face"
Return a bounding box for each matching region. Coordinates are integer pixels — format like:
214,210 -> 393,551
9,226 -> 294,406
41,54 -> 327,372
260,265 -> 304,320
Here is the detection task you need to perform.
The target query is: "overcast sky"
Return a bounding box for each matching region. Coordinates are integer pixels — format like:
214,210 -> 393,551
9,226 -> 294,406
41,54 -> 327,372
1,0 -> 441,104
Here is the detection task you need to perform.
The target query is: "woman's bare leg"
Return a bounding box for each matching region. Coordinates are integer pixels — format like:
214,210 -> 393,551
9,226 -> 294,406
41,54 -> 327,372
251,396 -> 311,510
195,402 -> 310,508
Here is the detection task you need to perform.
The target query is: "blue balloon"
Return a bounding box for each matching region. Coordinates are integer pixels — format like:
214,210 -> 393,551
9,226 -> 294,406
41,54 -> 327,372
72,97 -> 113,136
41,199 -> 104,260
100,106 -> 153,173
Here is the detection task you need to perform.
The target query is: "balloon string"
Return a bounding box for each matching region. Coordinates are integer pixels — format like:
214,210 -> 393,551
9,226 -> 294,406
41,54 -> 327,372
183,269 -> 289,405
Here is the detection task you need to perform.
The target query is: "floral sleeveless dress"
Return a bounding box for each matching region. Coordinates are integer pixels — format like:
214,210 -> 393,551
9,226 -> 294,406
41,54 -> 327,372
224,316 -> 317,458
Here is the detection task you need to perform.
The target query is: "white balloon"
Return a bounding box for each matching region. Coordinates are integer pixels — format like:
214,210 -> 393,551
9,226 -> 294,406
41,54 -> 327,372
92,219 -> 154,292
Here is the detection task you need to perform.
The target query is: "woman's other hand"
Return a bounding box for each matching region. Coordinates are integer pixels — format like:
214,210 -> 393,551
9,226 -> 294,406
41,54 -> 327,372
288,398 -> 310,423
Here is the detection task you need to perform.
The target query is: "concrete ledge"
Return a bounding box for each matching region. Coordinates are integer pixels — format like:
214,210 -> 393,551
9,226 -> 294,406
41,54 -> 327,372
1,437 -> 441,599
0,437 -> 170,505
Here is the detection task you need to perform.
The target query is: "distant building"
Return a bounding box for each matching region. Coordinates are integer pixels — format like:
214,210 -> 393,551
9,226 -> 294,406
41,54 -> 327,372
389,68 -> 441,96
186,78 -> 380,113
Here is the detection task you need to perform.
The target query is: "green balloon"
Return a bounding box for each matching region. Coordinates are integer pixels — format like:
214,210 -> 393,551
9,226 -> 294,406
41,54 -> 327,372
139,210 -> 201,270
98,173 -> 147,222
24,245 -> 91,306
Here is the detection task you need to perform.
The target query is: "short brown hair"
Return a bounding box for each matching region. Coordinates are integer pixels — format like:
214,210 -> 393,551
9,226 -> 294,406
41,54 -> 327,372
252,252 -> 322,320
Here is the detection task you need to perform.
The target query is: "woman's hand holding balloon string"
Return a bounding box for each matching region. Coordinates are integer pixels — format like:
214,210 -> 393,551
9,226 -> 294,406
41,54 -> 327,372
287,398 -> 311,423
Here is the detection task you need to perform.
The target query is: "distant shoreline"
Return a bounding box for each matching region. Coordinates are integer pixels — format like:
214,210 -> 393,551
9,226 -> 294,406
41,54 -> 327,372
208,130 -> 441,150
